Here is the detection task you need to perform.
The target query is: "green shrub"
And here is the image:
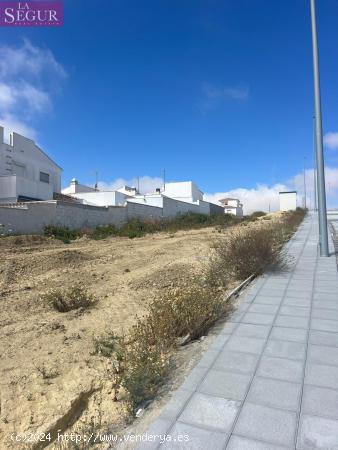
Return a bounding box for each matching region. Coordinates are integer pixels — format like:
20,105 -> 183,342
44,225 -> 79,243
42,285 -> 97,312
93,332 -> 121,357
91,224 -> 117,240
212,224 -> 287,281
97,282 -> 231,415
251,211 -> 267,218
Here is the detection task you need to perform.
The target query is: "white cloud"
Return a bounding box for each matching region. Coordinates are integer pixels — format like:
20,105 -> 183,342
201,82 -> 249,111
97,176 -> 164,194
324,132 -> 338,150
0,39 -> 66,141
205,166 -> 338,214
96,168 -> 338,214
205,184 -> 287,215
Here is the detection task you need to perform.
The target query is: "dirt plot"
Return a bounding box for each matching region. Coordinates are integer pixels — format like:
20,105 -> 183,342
0,227 -> 223,449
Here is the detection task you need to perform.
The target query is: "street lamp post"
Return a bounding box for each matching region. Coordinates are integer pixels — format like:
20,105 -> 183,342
310,0 -> 329,256
313,115 -> 318,211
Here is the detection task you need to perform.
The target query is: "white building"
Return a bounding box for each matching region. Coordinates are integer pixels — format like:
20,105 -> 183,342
62,179 -> 223,216
279,191 -> 297,211
219,198 -> 244,217
61,180 -> 136,206
0,126 -> 62,203
161,181 -> 203,204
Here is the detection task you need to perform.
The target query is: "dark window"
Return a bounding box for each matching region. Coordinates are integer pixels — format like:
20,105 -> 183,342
40,172 -> 50,183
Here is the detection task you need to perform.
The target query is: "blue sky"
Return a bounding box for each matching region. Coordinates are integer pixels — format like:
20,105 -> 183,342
1,0 -> 338,210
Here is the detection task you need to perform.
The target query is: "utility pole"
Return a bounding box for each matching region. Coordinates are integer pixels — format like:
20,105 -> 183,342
313,115 -> 318,211
310,0 -> 329,256
303,157 -> 307,209
163,168 -> 166,190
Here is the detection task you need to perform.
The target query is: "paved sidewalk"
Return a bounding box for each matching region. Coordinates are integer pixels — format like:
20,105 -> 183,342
137,213 -> 338,450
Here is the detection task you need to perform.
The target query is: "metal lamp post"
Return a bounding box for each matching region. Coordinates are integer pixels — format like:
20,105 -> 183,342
310,0 -> 329,256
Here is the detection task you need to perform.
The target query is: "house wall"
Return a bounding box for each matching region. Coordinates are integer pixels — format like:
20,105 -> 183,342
62,181 -> 97,195
279,192 -> 297,211
69,191 -> 129,206
162,196 -> 201,218
127,195 -> 164,208
162,181 -> 203,203
0,127 -> 62,202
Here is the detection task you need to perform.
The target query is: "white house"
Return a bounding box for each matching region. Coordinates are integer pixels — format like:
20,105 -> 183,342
61,180 -> 136,206
279,191 -> 297,211
219,198 -> 244,217
161,181 -> 203,204
62,179 -> 223,216
0,126 -> 62,203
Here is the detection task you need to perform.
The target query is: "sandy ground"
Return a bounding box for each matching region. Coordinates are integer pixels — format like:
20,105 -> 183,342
0,226 -> 226,449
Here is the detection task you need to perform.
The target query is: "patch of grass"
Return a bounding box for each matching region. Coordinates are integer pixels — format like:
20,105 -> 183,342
44,225 -> 79,243
43,213 -> 244,243
90,224 -> 118,240
42,285 -> 97,312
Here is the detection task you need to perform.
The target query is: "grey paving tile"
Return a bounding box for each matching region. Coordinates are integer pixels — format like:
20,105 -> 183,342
135,418 -> 173,449
307,344 -> 338,367
213,350 -> 259,374
257,356 -> 304,383
283,297 -> 312,307
198,369 -> 251,401
259,288 -> 285,297
234,403 -> 297,447
288,284 -> 313,292
228,312 -> 245,323
270,326 -> 308,343
208,333 -> 231,351
225,335 -> 266,355
302,385 -> 338,420
159,389 -> 192,420
305,363 -> 338,389
265,339 -> 306,361
196,350 -> 219,368
247,376 -> 302,411
309,330 -> 338,347
179,392 -> 240,432
285,290 -> 313,299
275,315 -> 309,329
242,312 -> 275,325
297,414 -> 338,450
221,322 -> 239,334
313,293 -> 338,303
279,305 -> 310,318
312,308 -> 338,321
180,367 -> 209,391
161,422 -> 227,450
311,318 -> 338,333
253,296 -> 283,305
227,435 -> 292,450
248,303 -> 279,315
234,323 -> 271,339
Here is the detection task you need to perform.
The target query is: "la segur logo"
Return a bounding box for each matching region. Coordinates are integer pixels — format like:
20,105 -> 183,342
0,1 -> 63,26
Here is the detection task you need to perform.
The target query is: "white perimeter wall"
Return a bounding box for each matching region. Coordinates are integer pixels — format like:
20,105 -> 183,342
0,196 -> 223,235
0,202 -> 127,234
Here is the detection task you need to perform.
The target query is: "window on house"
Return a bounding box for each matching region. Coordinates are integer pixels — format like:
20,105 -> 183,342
40,172 -> 50,183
